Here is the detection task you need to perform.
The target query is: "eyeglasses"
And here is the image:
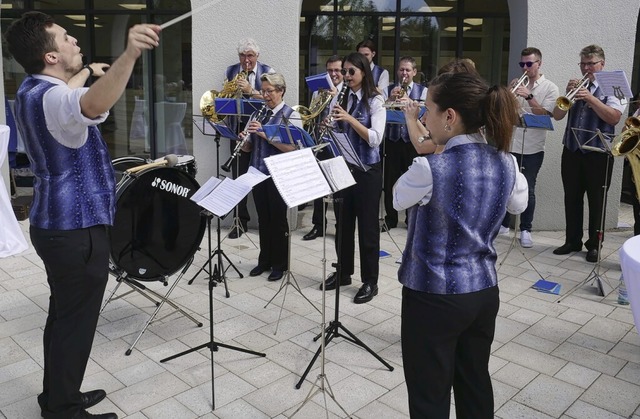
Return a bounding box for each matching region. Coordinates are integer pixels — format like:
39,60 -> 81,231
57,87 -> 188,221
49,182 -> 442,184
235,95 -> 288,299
579,60 -> 603,67
340,68 -> 357,76
261,88 -> 278,95
239,53 -> 257,59
518,60 -> 540,68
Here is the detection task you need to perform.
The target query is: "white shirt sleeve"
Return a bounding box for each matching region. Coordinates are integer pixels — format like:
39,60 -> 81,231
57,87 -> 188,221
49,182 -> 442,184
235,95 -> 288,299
507,154 -> 529,214
42,84 -> 109,149
393,156 -> 433,211
378,69 -> 390,92
367,95 -> 386,148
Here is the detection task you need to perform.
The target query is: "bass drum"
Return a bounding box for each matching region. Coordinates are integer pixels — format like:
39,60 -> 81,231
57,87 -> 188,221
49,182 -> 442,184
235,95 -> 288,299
112,156 -> 149,183
109,166 -> 205,281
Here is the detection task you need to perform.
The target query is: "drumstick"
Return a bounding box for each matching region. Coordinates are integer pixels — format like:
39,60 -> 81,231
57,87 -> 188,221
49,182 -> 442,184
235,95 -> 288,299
160,0 -> 223,29
125,154 -> 179,173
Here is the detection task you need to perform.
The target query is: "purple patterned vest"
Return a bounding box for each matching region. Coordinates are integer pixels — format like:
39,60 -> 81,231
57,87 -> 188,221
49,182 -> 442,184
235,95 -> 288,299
562,85 -> 615,152
398,143 -> 515,294
250,104 -> 295,174
15,76 -> 115,230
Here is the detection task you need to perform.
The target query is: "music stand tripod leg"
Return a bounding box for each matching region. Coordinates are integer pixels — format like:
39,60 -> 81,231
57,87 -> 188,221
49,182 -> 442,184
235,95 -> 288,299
295,196 -> 394,390
264,227 -> 320,334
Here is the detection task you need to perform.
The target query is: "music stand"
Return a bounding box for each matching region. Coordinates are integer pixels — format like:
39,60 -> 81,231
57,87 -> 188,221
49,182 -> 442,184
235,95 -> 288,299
498,113 -> 553,284
557,128 -> 616,302
291,130 -> 394,391
188,118 -> 244,296
378,108 -> 409,255
160,170 -> 267,412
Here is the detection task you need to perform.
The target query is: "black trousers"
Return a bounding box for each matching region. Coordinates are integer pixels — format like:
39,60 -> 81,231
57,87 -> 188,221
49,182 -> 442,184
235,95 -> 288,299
253,178 -> 289,271
401,286 -> 499,419
383,138 -> 417,227
561,148 -> 613,250
31,225 -> 110,419
229,142 -> 251,225
334,163 -> 381,284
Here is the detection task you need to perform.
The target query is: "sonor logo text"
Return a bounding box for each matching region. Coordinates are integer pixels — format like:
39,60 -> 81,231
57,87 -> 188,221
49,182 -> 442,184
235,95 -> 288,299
151,177 -> 191,198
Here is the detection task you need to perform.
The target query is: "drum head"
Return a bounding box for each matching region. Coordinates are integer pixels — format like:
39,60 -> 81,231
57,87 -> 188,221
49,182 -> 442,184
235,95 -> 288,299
112,156 -> 148,184
109,167 -> 205,280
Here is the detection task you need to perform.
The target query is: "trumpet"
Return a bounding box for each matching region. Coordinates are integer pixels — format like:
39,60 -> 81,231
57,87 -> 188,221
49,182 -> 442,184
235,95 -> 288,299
556,74 -> 590,111
221,104 -> 269,172
511,73 -> 529,94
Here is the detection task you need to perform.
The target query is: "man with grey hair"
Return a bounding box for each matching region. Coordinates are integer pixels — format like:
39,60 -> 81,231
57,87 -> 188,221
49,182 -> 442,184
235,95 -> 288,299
223,38 -> 275,238
552,44 -> 625,262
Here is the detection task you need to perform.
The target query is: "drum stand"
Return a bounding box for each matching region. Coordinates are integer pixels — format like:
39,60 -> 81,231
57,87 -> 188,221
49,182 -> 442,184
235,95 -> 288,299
295,196 -> 394,390
102,262 -> 203,356
160,211 -> 266,411
263,226 -> 320,335
188,132 -> 243,293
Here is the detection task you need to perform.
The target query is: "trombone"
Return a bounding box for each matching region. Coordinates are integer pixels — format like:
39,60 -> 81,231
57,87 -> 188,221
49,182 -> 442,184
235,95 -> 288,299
510,73 -> 529,94
556,74 -> 590,111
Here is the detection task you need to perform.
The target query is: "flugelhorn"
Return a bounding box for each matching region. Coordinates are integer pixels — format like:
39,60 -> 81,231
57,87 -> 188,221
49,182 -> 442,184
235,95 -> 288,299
556,74 -> 590,111
511,73 -> 529,94
221,104 -> 269,172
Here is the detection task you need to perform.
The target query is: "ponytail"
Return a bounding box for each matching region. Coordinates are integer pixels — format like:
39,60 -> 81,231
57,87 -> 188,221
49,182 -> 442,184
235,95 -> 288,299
483,85 -> 519,152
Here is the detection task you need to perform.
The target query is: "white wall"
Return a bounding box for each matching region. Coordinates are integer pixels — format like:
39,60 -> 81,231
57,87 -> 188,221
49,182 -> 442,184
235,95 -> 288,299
508,0 -> 640,231
191,0 -> 302,227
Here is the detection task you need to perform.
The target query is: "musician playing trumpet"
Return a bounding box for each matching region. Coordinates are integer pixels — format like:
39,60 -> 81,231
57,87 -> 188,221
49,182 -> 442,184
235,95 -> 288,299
240,73 -> 302,282
552,45 -> 626,262
500,47 -> 559,248
381,56 -> 428,231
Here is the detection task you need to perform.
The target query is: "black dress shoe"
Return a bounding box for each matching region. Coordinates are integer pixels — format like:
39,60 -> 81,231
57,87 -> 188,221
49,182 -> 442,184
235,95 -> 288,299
319,272 -> 352,290
586,248 -> 599,262
381,223 -> 396,233
553,243 -> 582,255
249,265 -> 269,276
40,390 -> 107,417
354,283 -> 378,304
228,226 -> 243,239
268,270 -> 284,281
303,225 -> 324,241
73,410 -> 118,419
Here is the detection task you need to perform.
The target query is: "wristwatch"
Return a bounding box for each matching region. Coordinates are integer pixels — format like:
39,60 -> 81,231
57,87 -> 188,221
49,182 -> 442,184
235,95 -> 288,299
83,64 -> 94,77
525,93 -> 534,101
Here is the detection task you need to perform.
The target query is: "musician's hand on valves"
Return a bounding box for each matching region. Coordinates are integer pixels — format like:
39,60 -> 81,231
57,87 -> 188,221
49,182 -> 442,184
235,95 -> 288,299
237,77 -> 252,94
573,85 -> 593,103
390,86 -> 405,101
514,85 -> 531,99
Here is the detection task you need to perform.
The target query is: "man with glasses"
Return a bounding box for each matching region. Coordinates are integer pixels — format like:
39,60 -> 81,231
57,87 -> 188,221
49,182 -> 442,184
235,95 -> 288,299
303,55 -> 344,241
381,56 -> 427,232
223,38 -> 275,238
552,44 -> 625,262
499,47 -> 559,248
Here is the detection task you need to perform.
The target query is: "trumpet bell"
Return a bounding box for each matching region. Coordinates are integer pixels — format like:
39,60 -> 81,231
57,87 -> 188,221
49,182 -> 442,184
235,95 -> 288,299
556,96 -> 572,112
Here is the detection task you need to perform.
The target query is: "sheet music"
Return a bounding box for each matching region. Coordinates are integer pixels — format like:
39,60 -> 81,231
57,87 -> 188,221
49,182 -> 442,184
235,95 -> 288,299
190,176 -> 221,203
196,177 -> 253,218
235,165 -> 270,188
594,70 -> 633,99
331,131 -> 369,171
263,148 -> 332,208
318,157 -> 356,192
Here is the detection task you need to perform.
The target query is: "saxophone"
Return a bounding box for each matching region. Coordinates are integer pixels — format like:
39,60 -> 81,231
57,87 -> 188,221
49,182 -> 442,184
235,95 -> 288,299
199,70 -> 248,123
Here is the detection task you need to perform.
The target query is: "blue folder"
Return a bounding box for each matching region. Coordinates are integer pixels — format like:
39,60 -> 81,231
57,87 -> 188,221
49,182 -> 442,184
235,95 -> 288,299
305,72 -> 331,93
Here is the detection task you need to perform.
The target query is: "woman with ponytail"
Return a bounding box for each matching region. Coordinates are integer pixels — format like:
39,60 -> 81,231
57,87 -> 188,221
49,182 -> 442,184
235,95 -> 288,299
393,72 -> 528,418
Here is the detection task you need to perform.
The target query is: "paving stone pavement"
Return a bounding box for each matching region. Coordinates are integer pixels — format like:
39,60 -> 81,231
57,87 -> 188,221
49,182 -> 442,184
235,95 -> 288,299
1,202 -> 640,419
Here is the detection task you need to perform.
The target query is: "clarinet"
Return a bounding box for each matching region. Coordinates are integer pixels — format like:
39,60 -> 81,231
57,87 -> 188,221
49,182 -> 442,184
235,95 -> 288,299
221,104 -> 269,172
319,82 -> 349,139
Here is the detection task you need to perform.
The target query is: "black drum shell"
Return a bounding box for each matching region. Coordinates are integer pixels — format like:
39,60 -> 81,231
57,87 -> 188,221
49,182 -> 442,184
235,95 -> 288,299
109,166 -> 205,280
